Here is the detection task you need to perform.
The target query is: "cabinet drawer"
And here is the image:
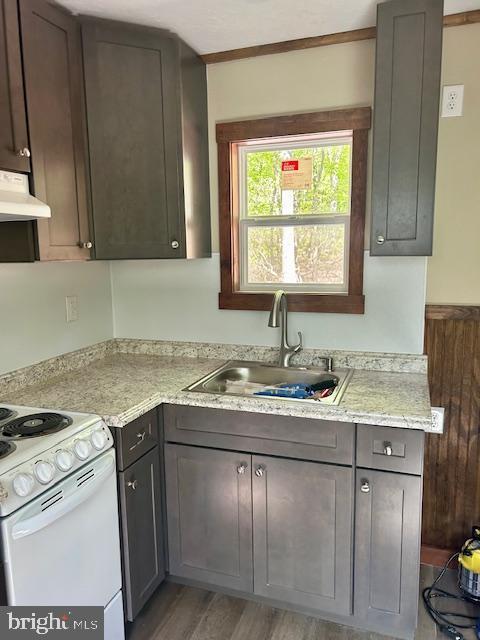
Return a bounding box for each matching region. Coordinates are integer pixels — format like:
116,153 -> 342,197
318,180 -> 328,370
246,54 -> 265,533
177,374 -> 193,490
356,425 -> 424,476
115,408 -> 159,470
164,405 -> 354,465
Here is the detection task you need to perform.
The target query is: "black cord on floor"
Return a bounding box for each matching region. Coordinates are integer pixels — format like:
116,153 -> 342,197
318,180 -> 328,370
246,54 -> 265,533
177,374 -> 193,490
422,553 -> 479,640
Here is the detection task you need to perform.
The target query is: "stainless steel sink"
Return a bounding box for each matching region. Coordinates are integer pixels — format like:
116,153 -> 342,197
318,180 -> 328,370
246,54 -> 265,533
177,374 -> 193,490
185,360 -> 352,405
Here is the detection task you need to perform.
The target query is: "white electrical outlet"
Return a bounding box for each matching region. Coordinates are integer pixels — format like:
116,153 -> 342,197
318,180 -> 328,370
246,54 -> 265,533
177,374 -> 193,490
431,407 -> 445,433
65,295 -> 79,323
441,84 -> 464,117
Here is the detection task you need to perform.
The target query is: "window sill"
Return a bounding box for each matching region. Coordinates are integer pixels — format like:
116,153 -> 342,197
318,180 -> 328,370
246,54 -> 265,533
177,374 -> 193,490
219,291 -> 365,314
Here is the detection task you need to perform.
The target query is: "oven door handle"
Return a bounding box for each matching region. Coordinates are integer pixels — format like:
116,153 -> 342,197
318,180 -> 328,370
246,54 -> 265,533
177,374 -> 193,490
11,456 -> 115,540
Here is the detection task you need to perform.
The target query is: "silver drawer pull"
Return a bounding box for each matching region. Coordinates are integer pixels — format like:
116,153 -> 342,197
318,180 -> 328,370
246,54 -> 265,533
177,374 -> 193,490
237,463 -> 247,475
255,465 -> 265,478
127,479 -> 138,490
129,431 -> 146,451
383,441 -> 393,456
17,147 -> 31,158
376,235 -> 385,245
360,479 -> 370,493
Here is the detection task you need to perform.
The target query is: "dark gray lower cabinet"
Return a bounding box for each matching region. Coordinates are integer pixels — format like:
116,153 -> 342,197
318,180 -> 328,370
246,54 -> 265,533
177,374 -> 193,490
253,456 -> 352,615
165,444 -> 352,614
354,469 -> 422,637
165,444 -> 253,591
252,455 -> 352,615
119,446 -> 165,621
163,407 -> 424,640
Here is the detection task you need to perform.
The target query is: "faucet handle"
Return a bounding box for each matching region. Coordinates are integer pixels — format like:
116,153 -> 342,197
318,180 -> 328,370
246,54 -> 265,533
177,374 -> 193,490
323,356 -> 333,373
294,331 -> 303,352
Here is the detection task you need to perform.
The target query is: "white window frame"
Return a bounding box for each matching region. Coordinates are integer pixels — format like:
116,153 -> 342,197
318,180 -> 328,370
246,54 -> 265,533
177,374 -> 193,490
237,132 -> 353,294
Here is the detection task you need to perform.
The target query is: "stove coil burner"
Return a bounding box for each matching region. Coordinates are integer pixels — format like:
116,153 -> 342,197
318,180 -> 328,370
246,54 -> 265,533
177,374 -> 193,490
0,440 -> 15,459
0,408 -> 14,422
1,413 -> 73,438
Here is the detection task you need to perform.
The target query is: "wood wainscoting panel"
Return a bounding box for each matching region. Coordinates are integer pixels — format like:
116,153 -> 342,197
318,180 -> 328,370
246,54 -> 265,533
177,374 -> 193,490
423,306 -> 480,551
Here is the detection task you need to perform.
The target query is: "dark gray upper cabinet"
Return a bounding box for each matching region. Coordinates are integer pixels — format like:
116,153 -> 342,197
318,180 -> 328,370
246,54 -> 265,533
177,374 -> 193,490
370,0 -> 444,256
81,19 -> 211,260
19,0 -> 91,261
252,455 -> 353,615
0,0 -> 35,263
165,443 -> 253,592
354,469 -> 422,637
119,447 -> 165,621
0,0 -> 30,173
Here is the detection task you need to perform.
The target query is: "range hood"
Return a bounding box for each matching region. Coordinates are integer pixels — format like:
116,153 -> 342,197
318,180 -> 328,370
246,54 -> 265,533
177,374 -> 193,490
0,170 -> 50,221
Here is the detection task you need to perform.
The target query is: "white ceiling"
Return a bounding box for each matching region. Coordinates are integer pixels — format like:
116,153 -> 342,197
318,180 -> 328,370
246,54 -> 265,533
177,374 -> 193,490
59,0 -> 480,54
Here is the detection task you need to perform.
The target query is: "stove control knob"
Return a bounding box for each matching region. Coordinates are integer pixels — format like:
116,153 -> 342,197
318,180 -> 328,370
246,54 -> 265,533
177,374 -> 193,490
13,472 -> 35,497
90,429 -> 108,451
55,449 -> 74,472
34,461 -> 55,485
73,438 -> 92,461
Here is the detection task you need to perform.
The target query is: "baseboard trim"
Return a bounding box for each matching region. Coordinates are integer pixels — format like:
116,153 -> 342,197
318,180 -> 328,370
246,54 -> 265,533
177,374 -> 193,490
421,545 -> 457,568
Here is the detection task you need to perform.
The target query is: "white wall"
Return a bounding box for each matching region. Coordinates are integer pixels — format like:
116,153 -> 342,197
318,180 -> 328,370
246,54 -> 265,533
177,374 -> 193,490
111,253 -> 427,354
427,24 -> 480,304
0,261 -> 113,374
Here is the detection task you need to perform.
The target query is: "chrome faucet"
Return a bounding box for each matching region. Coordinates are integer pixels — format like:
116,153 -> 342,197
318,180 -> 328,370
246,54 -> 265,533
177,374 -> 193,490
268,290 -> 303,367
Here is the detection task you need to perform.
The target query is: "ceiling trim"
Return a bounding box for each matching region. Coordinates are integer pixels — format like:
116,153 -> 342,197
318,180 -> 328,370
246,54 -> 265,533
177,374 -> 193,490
201,9 -> 480,64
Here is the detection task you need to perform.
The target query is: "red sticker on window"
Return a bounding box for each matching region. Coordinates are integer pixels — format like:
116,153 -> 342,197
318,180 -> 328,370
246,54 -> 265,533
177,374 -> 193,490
281,160 -> 299,172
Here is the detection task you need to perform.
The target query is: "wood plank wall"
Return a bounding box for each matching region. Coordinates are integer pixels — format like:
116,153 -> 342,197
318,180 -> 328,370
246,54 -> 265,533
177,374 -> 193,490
423,305 -> 480,551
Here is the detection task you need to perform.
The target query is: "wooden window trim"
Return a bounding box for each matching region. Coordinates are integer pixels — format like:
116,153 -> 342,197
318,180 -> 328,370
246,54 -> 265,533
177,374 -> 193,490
217,107 -> 371,314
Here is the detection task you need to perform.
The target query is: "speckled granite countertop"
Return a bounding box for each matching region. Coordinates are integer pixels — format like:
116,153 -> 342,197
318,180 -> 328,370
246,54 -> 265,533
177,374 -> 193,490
0,352 -> 434,431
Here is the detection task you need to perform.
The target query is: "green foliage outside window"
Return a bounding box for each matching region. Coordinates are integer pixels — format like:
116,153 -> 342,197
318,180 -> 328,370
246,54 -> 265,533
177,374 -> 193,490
243,143 -> 351,287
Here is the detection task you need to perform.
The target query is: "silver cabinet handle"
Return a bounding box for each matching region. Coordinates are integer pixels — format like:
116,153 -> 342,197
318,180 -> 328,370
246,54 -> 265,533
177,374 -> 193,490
17,147 -> 31,158
255,465 -> 265,478
237,462 -> 247,475
171,240 -> 179,249
360,479 -> 370,493
127,479 -> 138,490
376,235 -> 385,245
79,241 -> 93,249
383,441 -> 393,456
129,431 -> 146,451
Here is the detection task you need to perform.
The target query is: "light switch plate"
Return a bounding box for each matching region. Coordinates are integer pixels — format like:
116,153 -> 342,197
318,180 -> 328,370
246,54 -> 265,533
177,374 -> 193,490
65,295 -> 78,323
441,84 -> 464,117
431,407 -> 445,433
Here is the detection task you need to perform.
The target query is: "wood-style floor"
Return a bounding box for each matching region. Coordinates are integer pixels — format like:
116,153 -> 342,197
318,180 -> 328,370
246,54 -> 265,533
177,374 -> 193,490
127,567 -> 478,640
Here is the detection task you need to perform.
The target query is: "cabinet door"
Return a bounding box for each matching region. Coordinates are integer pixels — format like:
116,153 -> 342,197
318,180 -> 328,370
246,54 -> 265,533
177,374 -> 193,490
82,20 -> 183,260
370,0 -> 443,256
165,444 -> 253,591
252,455 -> 353,615
19,0 -> 91,260
0,0 -> 30,172
354,469 -> 422,636
119,447 -> 165,621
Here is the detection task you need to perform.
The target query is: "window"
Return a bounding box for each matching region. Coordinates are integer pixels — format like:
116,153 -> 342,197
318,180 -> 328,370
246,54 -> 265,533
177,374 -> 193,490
239,133 -> 351,293
217,108 -> 371,313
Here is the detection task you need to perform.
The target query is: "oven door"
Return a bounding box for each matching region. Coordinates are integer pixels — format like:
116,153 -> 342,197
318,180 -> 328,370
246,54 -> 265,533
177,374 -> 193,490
0,449 -> 122,607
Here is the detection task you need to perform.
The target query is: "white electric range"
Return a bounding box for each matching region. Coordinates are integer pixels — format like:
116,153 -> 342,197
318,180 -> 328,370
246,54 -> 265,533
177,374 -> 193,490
0,404 -> 125,640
